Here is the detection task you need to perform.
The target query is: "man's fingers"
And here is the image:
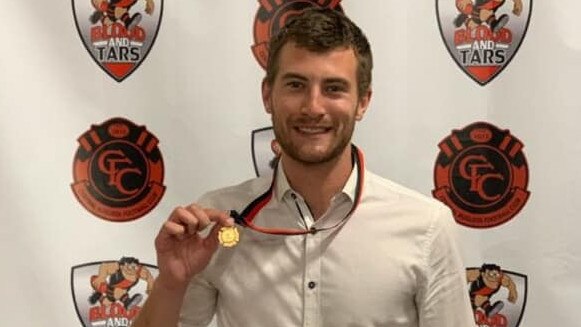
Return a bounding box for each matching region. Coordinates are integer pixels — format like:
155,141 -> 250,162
186,204 -> 212,231
202,208 -> 235,227
167,205 -> 234,237
156,221 -> 190,251
169,206 -> 205,235
161,220 -> 186,236
157,221 -> 189,243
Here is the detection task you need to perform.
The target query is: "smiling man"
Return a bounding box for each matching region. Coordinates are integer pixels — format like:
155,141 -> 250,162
134,8 -> 474,327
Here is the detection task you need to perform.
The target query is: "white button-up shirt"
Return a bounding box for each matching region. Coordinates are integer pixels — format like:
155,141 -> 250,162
179,156 -> 474,327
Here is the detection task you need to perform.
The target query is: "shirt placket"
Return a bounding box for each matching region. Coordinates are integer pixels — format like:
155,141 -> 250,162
291,193 -> 322,327
304,227 -> 322,327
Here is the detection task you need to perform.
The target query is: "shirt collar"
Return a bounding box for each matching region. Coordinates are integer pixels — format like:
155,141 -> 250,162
273,151 -> 361,204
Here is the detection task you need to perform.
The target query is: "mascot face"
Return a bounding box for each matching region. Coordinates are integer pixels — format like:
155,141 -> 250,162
482,268 -> 501,288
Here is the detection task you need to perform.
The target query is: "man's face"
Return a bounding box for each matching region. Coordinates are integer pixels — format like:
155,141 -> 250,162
262,42 -> 370,165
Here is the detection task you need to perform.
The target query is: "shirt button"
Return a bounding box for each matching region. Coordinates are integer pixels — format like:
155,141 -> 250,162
308,281 -> 316,289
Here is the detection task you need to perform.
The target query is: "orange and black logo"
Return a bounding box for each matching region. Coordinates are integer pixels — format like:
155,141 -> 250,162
72,0 -> 163,82
251,0 -> 343,69
71,117 -> 165,222
433,122 -> 529,228
466,264 -> 527,327
436,0 -> 532,85
71,258 -> 158,327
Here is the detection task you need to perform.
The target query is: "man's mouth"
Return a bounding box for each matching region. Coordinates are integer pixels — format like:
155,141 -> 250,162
294,126 -> 332,134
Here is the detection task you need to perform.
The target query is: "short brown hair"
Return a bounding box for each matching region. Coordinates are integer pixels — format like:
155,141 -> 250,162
265,8 -> 373,99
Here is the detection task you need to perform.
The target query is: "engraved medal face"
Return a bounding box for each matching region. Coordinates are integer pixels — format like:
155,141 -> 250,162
218,226 -> 240,247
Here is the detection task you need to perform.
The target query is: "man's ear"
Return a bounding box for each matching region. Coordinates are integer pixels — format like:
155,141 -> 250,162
355,88 -> 372,121
262,79 -> 272,114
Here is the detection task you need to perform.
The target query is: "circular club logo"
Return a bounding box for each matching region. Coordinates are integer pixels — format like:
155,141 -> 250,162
433,122 -> 529,228
251,0 -> 343,69
72,117 -> 165,222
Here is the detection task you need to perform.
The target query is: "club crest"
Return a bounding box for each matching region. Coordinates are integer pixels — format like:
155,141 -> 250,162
466,264 -> 528,327
71,117 -> 165,222
433,122 -> 530,228
71,258 -> 158,327
436,0 -> 532,85
72,0 -> 163,82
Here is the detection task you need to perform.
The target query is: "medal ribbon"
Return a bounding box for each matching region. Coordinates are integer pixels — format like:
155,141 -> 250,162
229,144 -> 364,235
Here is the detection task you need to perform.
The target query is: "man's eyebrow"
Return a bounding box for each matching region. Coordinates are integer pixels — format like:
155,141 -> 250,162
324,77 -> 350,85
280,73 -> 308,81
281,74 -> 350,84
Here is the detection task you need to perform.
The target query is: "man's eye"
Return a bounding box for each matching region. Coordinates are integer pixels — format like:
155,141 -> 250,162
286,81 -> 303,89
325,85 -> 345,93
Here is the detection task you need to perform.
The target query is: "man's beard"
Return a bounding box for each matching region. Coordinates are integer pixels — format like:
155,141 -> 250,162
271,114 -> 355,165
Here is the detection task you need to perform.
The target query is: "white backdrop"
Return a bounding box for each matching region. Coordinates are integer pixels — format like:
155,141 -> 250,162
1,0 -> 580,326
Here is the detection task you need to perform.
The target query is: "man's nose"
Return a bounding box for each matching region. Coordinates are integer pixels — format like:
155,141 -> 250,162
300,87 -> 325,116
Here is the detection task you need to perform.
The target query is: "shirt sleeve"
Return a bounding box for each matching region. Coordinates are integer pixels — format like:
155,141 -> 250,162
178,273 -> 218,327
416,206 -> 476,327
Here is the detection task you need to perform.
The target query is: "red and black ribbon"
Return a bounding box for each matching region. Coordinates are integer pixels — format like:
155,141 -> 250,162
230,144 -> 364,235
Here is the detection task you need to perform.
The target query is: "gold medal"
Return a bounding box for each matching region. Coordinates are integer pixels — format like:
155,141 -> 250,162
218,226 -> 240,247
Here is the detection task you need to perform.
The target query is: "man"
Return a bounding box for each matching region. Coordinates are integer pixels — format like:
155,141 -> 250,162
134,8 -> 474,327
